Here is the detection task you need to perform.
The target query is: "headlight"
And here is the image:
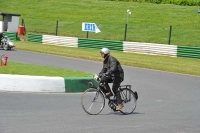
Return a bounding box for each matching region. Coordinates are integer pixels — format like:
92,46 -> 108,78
9,42 -> 15,47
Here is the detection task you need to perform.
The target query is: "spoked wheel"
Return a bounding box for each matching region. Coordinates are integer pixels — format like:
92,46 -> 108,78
119,88 -> 137,115
81,88 -> 105,115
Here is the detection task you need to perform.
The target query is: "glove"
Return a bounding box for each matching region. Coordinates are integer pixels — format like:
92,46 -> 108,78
94,75 -> 99,81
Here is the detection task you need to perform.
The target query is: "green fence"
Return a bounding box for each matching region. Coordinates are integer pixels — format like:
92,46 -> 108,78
177,46 -> 200,59
28,33 -> 42,43
3,32 -> 17,40
78,38 -> 123,51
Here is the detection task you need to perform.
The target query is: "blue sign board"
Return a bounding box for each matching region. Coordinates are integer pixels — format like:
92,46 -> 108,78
84,23 -> 96,32
82,22 -> 101,33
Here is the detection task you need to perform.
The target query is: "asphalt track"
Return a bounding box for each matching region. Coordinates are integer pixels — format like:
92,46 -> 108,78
0,49 -> 200,133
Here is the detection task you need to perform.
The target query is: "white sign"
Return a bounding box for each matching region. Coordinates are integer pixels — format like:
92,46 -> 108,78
82,22 -> 101,33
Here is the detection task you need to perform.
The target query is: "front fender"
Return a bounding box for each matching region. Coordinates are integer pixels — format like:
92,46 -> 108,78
8,41 -> 15,47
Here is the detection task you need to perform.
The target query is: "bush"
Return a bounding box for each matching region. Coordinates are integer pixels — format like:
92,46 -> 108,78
105,0 -> 200,6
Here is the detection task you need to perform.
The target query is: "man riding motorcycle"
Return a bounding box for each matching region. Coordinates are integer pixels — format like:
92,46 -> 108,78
0,32 -> 15,50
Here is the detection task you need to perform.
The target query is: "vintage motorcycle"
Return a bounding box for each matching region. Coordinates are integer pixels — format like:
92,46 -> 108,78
0,36 -> 15,50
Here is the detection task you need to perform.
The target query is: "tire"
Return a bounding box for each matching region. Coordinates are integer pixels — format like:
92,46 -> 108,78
7,46 -> 11,50
81,88 -> 105,115
3,42 -> 8,50
119,88 -> 137,115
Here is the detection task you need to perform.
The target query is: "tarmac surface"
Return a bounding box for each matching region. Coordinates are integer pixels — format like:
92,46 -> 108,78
0,49 -> 200,133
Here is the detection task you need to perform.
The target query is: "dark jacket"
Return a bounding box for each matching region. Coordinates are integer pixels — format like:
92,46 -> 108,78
99,55 -> 124,80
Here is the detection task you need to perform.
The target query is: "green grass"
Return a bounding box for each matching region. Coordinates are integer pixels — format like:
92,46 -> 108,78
14,41 -> 200,76
0,61 -> 93,77
0,0 -> 199,46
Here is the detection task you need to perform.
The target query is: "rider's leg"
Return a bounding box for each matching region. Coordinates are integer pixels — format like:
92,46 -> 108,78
104,83 -> 111,93
100,76 -> 113,94
104,83 -> 113,98
112,77 -> 124,110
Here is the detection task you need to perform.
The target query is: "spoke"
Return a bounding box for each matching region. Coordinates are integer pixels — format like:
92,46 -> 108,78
93,92 -> 99,100
119,88 -> 137,114
88,102 -> 94,112
81,88 -> 105,115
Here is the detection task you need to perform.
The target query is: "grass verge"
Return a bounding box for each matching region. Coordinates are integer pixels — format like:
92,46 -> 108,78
13,41 -> 200,76
0,61 -> 93,77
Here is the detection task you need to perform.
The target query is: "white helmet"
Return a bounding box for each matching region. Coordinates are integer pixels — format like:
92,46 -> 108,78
100,48 -> 110,54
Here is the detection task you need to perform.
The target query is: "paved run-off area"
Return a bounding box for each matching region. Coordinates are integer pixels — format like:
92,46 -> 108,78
0,50 -> 200,133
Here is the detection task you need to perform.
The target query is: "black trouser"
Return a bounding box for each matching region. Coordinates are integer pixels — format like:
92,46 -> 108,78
100,76 -> 122,104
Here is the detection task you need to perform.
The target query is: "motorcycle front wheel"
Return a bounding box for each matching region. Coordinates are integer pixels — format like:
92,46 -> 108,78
3,42 -> 9,50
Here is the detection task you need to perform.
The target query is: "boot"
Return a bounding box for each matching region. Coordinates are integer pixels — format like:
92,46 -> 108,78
116,103 -> 124,111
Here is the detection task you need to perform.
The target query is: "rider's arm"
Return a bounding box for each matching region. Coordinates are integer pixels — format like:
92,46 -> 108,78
99,64 -> 107,77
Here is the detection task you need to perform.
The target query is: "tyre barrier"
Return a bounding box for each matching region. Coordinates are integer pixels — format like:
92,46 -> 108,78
0,74 -> 98,93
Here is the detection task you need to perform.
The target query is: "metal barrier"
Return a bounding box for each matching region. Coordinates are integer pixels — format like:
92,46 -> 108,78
123,41 -> 177,57
28,33 -> 42,43
178,46 -> 200,59
78,38 -> 123,51
3,32 -> 17,40
42,35 -> 78,48
26,33 -> 200,60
